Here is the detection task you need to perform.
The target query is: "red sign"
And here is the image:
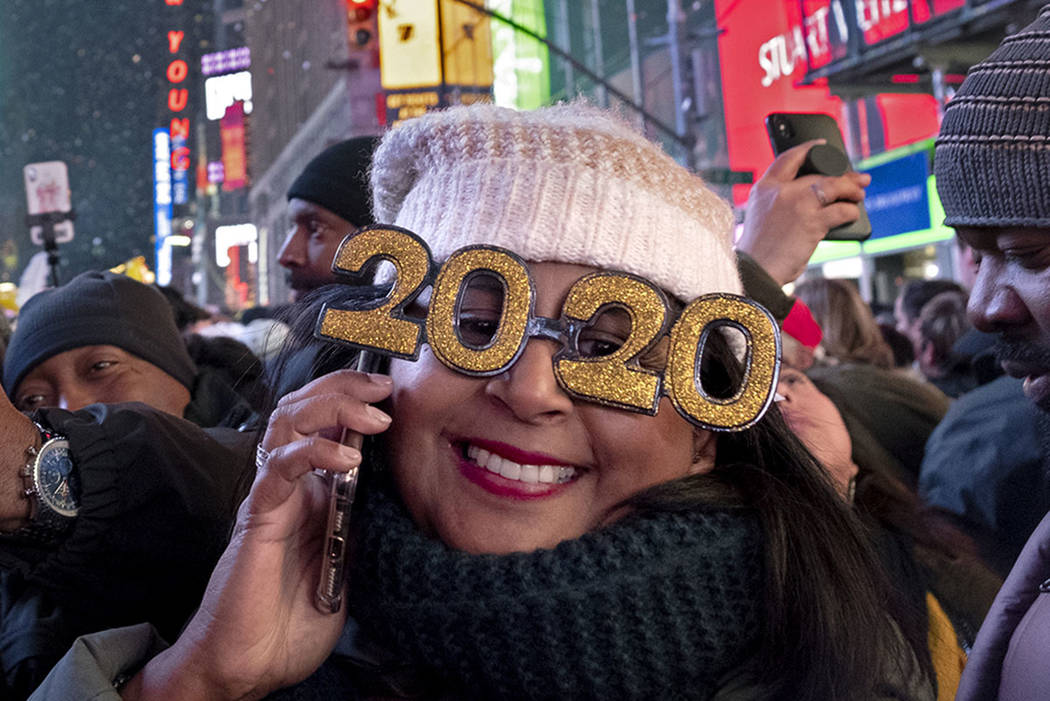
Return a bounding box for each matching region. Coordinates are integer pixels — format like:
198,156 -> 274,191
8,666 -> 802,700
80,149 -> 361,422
716,0 -> 844,204
165,18 -> 190,203
857,0 -> 910,44
220,101 -> 248,190
715,0 -> 942,205
912,0 -> 967,23
857,0 -> 967,45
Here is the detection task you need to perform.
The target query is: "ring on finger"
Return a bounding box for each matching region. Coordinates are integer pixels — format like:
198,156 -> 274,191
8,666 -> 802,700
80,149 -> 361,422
811,183 -> 829,207
255,445 -> 272,471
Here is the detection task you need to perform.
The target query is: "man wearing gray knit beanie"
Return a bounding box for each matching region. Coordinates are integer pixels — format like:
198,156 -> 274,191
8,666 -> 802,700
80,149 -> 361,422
937,5 -> 1050,700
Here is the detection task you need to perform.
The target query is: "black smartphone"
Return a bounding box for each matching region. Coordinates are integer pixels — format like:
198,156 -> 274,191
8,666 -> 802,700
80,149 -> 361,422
764,112 -> 871,242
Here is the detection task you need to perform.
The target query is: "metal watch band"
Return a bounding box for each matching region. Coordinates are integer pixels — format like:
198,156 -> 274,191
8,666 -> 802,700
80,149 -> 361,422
1,422 -> 77,545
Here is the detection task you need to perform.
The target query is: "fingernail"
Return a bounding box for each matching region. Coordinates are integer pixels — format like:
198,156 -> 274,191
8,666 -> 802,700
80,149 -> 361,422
368,372 -> 392,385
341,446 -> 362,463
367,406 -> 392,423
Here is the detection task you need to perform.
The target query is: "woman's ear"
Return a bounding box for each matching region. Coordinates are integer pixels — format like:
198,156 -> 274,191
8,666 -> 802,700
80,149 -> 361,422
688,430 -> 718,476
917,339 -> 937,374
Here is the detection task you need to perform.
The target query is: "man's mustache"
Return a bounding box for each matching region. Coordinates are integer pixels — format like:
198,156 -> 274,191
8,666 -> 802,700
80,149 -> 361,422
994,339 -> 1050,367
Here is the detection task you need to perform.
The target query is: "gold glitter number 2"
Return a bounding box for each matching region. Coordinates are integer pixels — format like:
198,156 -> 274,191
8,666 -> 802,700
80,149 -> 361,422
555,272 -> 669,414
316,226 -> 433,360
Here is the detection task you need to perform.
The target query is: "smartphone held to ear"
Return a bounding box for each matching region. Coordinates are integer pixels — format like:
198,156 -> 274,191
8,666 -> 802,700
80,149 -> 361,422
764,112 -> 872,242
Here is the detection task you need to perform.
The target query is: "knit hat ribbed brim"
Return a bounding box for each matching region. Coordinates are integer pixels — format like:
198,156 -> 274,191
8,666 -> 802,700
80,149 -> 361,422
370,103 -> 742,303
3,271 -> 197,396
935,4 -> 1050,228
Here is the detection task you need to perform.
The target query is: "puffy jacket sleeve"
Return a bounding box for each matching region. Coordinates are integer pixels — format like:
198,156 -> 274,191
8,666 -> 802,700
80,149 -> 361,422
28,624 -> 168,701
735,251 -> 793,324
0,403 -> 253,698
956,511 -> 1050,700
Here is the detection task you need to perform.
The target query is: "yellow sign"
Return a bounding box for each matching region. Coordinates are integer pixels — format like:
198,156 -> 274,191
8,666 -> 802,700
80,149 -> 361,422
385,90 -> 441,120
440,0 -> 494,87
379,0 -> 442,90
378,0 -> 493,91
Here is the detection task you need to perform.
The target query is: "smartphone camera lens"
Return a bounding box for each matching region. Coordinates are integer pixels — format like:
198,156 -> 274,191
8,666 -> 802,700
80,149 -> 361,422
774,118 -> 793,140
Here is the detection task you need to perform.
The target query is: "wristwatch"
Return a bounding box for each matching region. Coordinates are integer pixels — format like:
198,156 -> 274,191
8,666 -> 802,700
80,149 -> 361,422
7,422 -> 79,545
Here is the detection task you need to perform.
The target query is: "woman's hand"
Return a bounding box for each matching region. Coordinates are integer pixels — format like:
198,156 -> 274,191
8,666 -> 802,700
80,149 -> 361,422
736,140 -> 871,286
124,369 -> 394,701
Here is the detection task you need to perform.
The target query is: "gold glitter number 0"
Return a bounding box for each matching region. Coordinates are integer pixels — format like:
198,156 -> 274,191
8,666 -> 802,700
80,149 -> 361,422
554,273 -> 668,413
316,226 -> 433,359
427,246 -> 534,375
665,294 -> 781,431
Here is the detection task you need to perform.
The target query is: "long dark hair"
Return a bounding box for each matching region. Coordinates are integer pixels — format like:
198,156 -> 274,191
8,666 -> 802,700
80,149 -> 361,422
623,328 -> 930,700
262,283 -> 930,701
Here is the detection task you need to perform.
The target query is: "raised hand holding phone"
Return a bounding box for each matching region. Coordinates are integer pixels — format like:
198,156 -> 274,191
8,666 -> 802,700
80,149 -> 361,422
765,112 -> 872,242
738,138 -> 871,286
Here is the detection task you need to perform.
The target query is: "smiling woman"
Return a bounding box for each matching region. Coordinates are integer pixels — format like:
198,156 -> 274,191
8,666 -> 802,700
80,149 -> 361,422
38,104 -> 934,701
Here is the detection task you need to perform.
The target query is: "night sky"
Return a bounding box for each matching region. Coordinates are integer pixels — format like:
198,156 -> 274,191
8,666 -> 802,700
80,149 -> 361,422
0,0 -> 210,284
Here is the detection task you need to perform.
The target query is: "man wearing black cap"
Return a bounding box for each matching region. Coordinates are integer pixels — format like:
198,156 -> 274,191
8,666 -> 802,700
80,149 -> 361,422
279,136 -> 379,301
3,271 -> 254,428
931,5 -> 1050,699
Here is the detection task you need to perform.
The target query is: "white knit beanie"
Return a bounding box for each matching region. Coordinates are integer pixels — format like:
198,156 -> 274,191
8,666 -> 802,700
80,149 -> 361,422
370,103 -> 742,302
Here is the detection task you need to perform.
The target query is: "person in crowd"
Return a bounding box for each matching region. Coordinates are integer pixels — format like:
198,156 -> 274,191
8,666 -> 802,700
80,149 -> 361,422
739,144 -> 998,701
951,237 -> 1004,386
914,289 -> 977,397
797,277 -> 897,368
777,366 -> 1001,701
3,271 -> 257,429
794,277 -> 950,487
278,136 -> 379,302
917,251 -> 1037,581
920,372 -> 1045,578
155,283 -> 213,334
878,319 -> 918,369
925,7 -> 1050,698
779,298 -> 823,371
156,283 -> 273,415
776,367 -> 858,497
895,279 -> 967,360
35,104 -> 933,700
0,271 -> 258,698
265,136 -> 381,400
0,393 -> 252,699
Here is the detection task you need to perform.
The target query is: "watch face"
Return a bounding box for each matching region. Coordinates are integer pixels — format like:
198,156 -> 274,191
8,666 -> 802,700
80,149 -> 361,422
35,439 -> 79,518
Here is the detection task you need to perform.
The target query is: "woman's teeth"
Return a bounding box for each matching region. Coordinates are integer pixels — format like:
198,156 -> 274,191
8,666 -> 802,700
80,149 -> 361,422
465,445 -> 577,484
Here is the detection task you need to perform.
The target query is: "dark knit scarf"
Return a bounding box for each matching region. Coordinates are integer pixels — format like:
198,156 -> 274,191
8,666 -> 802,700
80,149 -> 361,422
337,485 -> 764,700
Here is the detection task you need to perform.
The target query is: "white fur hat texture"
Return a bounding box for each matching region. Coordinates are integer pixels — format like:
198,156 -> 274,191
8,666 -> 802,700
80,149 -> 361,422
370,102 -> 742,302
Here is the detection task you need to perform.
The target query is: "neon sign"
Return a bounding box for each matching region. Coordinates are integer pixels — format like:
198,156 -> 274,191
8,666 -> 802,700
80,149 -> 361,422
165,0 -> 191,205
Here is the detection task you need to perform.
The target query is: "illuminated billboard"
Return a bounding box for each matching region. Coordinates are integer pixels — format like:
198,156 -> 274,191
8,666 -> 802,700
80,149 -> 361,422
221,101 -> 248,190
206,71 -> 253,120
153,128 -> 174,285
378,0 -> 494,123
201,47 -> 251,76
714,0 -> 941,204
490,0 -> 550,110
